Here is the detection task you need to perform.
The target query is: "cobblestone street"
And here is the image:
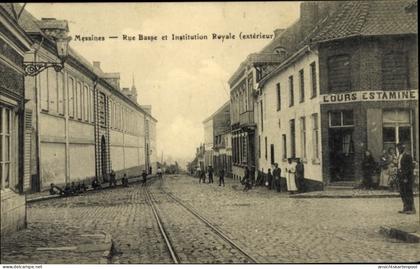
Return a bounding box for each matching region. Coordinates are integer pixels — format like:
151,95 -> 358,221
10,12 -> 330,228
2,175 -> 420,264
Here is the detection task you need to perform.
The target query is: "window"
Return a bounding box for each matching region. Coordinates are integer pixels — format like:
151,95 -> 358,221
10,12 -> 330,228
299,69 -> 305,103
328,54 -> 351,92
310,61 -> 317,98
57,72 -> 64,115
76,82 -> 82,120
68,77 -> 74,118
383,110 -> 412,154
276,83 -> 281,111
265,136 -> 268,160
260,100 -> 264,132
329,110 -> 354,127
311,113 -> 319,161
258,135 -> 261,159
282,134 -> 287,160
300,117 -> 307,159
0,107 -> 12,189
90,89 -> 94,123
290,119 -> 296,158
48,68 -> 58,113
382,52 -> 408,90
84,86 -> 89,122
270,144 -> 275,164
288,76 -> 294,107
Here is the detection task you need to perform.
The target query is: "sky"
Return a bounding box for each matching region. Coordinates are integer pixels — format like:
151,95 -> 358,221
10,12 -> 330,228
26,2 -> 300,166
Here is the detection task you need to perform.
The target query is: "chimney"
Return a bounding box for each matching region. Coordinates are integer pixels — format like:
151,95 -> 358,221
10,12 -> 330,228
273,28 -> 285,38
93,61 -> 101,70
300,2 -> 319,38
38,18 -> 69,39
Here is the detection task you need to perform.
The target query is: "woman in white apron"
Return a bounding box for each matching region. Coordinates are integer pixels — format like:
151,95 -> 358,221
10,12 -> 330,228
286,158 -> 298,193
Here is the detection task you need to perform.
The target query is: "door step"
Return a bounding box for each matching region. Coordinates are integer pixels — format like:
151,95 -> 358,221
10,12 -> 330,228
326,181 -> 358,190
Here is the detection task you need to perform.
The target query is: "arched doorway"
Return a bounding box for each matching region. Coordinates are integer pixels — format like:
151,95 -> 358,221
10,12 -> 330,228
101,135 -> 107,182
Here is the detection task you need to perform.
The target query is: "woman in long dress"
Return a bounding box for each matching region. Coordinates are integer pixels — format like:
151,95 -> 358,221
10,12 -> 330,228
379,150 -> 390,188
286,158 -> 297,193
387,147 -> 398,192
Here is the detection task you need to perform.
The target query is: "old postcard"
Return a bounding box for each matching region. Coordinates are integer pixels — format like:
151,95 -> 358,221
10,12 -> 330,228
0,1 -> 419,266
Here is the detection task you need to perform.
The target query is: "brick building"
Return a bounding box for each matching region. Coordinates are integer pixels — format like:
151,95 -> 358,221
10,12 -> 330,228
255,1 -> 418,189
0,4 -> 32,235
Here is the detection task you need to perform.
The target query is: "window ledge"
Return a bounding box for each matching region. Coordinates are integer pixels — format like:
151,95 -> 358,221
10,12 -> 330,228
312,159 -> 320,165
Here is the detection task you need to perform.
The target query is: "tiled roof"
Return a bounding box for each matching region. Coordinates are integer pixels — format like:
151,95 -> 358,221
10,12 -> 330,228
313,0 -> 418,42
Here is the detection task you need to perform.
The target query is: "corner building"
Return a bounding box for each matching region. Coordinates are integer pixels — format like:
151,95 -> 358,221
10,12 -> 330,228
255,1 -> 418,189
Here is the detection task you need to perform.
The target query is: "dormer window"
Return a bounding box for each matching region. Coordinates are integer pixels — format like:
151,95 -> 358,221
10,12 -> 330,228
274,47 -> 287,58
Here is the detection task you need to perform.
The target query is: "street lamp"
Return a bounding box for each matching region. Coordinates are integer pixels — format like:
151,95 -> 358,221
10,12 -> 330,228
23,35 -> 71,76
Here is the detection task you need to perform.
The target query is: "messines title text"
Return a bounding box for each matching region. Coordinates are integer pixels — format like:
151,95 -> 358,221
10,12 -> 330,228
73,32 -> 274,42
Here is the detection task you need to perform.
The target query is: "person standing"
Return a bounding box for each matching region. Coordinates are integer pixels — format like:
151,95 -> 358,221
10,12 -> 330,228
295,159 -> 305,193
242,167 -> 251,192
379,149 -> 391,189
285,158 -> 297,194
122,173 -> 129,187
219,168 -> 225,187
362,150 -> 376,189
387,147 -> 399,192
142,170 -> 148,186
272,163 -> 282,192
208,165 -> 214,184
109,170 -> 117,188
266,168 -> 273,190
396,143 -> 415,214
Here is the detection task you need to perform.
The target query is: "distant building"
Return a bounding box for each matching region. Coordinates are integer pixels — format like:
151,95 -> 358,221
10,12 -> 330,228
202,116 -> 214,170
211,101 -> 232,177
0,4 -> 32,235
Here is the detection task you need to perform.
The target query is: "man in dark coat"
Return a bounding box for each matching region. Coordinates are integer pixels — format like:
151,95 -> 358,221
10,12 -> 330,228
272,163 -> 282,192
396,143 -> 415,214
219,168 -> 225,187
208,165 -> 214,184
295,159 -> 305,193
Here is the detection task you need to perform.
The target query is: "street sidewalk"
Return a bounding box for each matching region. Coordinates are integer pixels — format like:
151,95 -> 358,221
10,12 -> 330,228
26,175 -> 155,203
1,223 -> 113,264
380,224 -> 420,243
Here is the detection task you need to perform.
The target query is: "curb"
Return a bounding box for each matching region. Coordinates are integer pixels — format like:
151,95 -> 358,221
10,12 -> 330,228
99,233 -> 114,264
290,194 -> 403,199
27,175 -> 157,204
379,225 -> 420,243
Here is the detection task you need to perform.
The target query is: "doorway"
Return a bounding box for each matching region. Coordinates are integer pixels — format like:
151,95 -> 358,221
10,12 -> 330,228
329,128 -> 355,181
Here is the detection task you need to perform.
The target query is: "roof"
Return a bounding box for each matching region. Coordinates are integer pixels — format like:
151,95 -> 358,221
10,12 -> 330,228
6,4 -> 157,121
202,100 -> 230,124
312,0 -> 418,43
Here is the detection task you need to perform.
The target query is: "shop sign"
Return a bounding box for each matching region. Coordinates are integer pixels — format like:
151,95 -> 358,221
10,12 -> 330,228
321,90 -> 418,104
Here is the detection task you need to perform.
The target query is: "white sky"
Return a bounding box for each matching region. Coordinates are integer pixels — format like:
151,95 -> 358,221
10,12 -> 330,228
26,2 -> 300,165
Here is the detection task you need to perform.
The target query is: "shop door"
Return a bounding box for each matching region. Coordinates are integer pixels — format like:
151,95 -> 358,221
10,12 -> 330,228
101,135 -> 107,181
329,128 -> 355,181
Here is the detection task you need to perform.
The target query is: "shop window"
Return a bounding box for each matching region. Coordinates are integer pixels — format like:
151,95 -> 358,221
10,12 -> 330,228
383,110 -> 412,154
260,100 -> 264,131
329,110 -> 354,127
327,54 -> 351,92
48,68 -> 58,113
265,136 -> 268,160
382,52 -> 408,90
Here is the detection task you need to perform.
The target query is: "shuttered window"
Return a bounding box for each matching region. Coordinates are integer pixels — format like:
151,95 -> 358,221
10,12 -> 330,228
382,52 -> 408,90
327,54 -> 351,92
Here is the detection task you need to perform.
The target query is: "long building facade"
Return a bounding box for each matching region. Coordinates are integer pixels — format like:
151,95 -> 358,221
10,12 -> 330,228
13,6 -> 157,192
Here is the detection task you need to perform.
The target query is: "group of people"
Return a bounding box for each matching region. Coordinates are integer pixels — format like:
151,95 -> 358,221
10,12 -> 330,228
196,165 -> 226,187
362,143 -> 416,214
250,158 -> 306,194
109,170 -> 129,188
49,182 -> 88,196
